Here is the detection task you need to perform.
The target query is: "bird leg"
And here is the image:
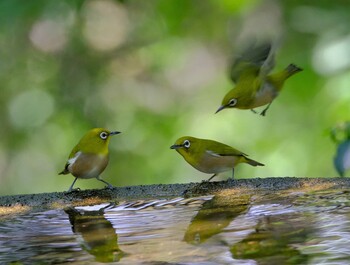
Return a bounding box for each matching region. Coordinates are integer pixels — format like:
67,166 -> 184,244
260,102 -> 272,116
68,177 -> 78,192
182,174 -> 216,197
206,174 -> 217,182
251,109 -> 258,114
227,168 -> 236,183
97,177 -> 114,189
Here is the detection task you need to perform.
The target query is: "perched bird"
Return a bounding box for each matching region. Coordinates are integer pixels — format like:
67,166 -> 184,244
216,42 -> 302,116
170,136 -> 264,181
59,128 -> 120,192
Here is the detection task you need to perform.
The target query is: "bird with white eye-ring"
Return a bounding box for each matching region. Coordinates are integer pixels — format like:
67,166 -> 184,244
100,131 -> 108,139
59,128 -> 121,192
171,136 -> 264,181
215,42 -> 302,116
228,99 -> 237,107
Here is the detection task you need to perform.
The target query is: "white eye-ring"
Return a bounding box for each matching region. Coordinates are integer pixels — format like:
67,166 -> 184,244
183,140 -> 191,148
100,132 -> 108,140
229,98 -> 237,107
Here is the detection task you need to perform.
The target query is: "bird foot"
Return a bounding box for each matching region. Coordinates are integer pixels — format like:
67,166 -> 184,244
66,187 -> 81,193
182,189 -> 190,198
226,177 -> 235,184
105,184 -> 115,190
182,181 -> 211,198
260,110 -> 267,116
260,103 -> 271,116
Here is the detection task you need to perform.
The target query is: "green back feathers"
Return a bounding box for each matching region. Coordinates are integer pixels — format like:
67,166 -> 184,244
174,136 -> 246,158
200,138 -> 247,157
173,136 -> 264,168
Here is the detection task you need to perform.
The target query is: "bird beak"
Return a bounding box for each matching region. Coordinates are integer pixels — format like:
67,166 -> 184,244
110,131 -> 121,135
170,144 -> 183,149
215,105 -> 226,114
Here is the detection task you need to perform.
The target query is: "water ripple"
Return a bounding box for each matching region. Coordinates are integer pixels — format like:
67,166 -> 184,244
1,191 -> 350,264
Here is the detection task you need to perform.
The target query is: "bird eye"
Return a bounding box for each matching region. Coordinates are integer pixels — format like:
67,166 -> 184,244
229,98 -> 237,107
100,132 -> 108,140
183,140 -> 191,148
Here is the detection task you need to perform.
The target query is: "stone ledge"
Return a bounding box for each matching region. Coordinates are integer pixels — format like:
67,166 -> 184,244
0,177 -> 349,210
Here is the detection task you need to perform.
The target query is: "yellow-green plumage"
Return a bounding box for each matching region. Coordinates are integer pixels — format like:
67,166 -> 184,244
59,128 -> 120,192
216,42 -> 303,116
69,129 -> 112,157
171,136 -> 264,181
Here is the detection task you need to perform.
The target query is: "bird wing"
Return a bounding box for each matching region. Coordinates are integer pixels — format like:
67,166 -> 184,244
206,145 -> 247,158
229,42 -> 274,84
59,148 -> 82,175
68,144 -> 80,159
67,151 -> 82,166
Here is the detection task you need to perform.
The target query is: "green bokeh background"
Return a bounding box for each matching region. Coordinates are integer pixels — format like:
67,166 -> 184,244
0,0 -> 349,195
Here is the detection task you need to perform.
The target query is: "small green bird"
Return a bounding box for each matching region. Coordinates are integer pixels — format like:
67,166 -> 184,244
171,136 -> 264,181
216,42 -> 303,116
59,128 -> 120,192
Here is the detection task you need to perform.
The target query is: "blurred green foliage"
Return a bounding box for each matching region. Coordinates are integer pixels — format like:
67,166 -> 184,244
0,0 -> 349,195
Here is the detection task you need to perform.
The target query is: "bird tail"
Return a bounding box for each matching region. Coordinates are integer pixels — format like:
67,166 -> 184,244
285,64 -> 303,77
244,157 -> 265,167
268,63 -> 302,91
59,164 -> 69,175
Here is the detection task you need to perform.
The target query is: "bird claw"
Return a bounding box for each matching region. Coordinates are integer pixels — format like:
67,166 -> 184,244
260,110 -> 267,116
67,187 -> 81,193
200,180 -> 209,185
182,181 -> 208,197
182,189 -> 190,197
106,184 -> 114,190
226,178 -> 235,184
260,103 -> 271,116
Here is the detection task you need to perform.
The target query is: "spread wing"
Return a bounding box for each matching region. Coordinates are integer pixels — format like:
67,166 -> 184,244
229,41 -> 274,84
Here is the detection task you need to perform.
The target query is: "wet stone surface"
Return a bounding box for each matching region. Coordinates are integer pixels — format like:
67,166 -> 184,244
1,178 -> 350,264
1,177 -> 350,209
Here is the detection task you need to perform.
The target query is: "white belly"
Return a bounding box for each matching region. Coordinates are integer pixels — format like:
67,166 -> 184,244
194,151 -> 240,174
68,153 -> 108,179
251,82 -> 278,108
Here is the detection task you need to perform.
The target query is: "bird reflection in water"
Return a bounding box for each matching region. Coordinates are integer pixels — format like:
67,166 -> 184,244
231,215 -> 312,264
65,204 -> 125,263
184,194 -> 250,244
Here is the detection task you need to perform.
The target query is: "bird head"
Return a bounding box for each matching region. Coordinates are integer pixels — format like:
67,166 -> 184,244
78,128 -> 121,154
170,136 -> 201,159
216,89 -> 251,113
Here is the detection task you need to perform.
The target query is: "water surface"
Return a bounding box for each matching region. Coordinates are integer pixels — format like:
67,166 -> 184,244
1,189 -> 350,264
